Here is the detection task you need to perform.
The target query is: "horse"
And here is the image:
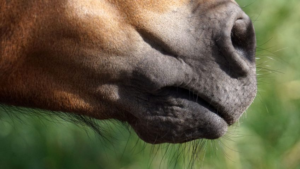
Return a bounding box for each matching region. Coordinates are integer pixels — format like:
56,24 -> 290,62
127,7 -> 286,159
0,0 -> 256,144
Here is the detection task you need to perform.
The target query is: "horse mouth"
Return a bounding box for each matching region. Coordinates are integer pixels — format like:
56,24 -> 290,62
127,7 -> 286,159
127,85 -> 231,144
157,86 -> 230,125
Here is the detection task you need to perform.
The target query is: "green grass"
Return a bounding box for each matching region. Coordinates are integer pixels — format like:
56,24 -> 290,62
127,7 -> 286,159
1,0 -> 300,168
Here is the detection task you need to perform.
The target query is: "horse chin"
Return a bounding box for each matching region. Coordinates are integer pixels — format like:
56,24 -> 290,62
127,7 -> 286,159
121,86 -> 231,144
127,98 -> 228,144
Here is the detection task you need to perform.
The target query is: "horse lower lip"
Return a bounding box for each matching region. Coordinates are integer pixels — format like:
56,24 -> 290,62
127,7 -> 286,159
157,86 -> 229,125
126,86 -> 230,143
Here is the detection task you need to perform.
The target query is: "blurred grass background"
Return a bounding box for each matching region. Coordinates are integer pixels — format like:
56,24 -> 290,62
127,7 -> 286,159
1,0 -> 300,168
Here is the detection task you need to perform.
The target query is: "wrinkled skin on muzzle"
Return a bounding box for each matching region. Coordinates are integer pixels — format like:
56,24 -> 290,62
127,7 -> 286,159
0,0 -> 256,144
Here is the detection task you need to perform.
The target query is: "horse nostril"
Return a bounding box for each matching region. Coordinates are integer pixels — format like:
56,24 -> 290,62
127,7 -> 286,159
215,11 -> 256,78
231,16 -> 256,63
